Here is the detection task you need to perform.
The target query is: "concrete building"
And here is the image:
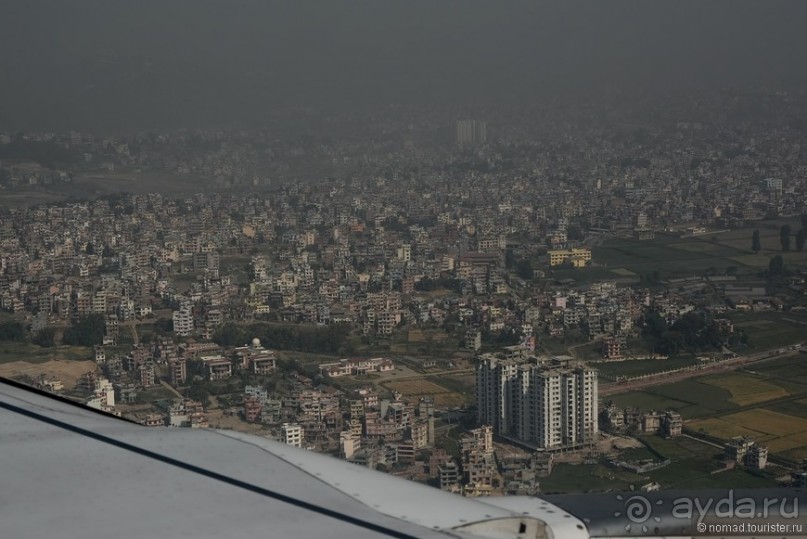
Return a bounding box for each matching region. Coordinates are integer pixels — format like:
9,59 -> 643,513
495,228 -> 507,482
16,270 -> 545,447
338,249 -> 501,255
319,357 -> 394,377
438,461 -> 461,492
235,338 -> 276,375
283,423 -> 303,448
465,328 -> 482,352
168,399 -> 207,428
461,426 -> 498,495
548,248 -> 592,267
172,304 -> 194,337
725,436 -> 755,463
243,396 -> 262,423
340,431 -> 361,459
168,359 -> 187,385
601,336 -> 622,359
202,355 -> 232,381
746,444 -> 768,470
640,411 -> 661,434
599,403 -> 625,431
455,119 -> 487,147
476,355 -> 598,450
661,410 -> 682,438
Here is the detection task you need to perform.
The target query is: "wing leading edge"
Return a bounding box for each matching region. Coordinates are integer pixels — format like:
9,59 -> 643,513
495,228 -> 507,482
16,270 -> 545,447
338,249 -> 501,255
0,378 -> 586,539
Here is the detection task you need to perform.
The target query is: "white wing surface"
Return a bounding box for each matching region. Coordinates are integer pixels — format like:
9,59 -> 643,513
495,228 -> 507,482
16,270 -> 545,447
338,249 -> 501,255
0,379 -> 587,539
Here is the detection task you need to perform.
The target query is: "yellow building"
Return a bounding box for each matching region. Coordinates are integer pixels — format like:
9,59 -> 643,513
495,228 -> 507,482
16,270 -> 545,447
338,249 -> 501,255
548,248 -> 591,267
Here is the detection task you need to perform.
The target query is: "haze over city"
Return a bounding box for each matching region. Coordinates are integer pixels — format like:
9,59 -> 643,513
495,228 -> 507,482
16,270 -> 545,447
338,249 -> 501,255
1,1 -> 806,130
3,4 -> 807,536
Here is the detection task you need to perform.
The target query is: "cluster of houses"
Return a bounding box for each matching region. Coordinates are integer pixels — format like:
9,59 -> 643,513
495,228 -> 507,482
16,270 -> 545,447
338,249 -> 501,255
600,403 -> 683,439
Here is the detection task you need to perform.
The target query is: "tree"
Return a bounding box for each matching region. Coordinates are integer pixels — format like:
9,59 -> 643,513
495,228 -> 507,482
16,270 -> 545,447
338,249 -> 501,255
769,255 -> 785,277
0,321 -> 26,342
797,228 -> 807,252
186,382 -> 211,408
516,259 -> 534,280
780,225 -> 792,252
32,327 -> 57,347
62,314 -> 106,346
751,229 -> 761,253
504,249 -> 516,269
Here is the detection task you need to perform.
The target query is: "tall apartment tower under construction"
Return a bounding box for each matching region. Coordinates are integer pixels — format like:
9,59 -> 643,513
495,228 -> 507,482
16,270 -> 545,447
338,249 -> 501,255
455,119 -> 487,147
476,354 -> 598,450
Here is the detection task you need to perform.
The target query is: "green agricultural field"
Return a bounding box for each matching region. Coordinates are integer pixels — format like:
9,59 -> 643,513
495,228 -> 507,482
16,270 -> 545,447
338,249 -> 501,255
779,446 -> 807,461
570,341 -> 605,361
767,399 -> 807,419
690,407 -> 807,459
610,352 -> 807,460
698,372 -> 790,406
745,325 -> 807,352
591,237 -> 747,277
687,418 -> 774,441
708,217 -> 807,257
541,436 -> 777,493
137,386 -> 180,403
663,467 -> 777,489
540,463 -> 644,494
750,354 -> 807,382
764,432 -> 807,454
617,446 -> 658,462
641,433 -> 719,460
634,436 -> 774,489
729,254 -> 771,268
669,241 -> 729,253
722,409 -> 807,437
430,373 -> 476,395
646,379 -> 738,416
607,391 -> 691,413
608,378 -> 740,419
588,219 -> 807,281
724,312 -> 807,353
551,267 -> 628,282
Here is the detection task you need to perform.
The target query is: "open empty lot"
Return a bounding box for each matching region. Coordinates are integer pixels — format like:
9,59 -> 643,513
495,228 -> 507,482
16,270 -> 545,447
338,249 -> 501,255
0,359 -> 97,388
382,378 -> 470,407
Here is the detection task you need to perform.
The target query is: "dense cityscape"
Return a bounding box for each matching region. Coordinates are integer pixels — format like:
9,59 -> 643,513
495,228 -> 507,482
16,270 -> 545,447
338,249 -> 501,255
4,4 -> 807,538
1,89 -> 807,496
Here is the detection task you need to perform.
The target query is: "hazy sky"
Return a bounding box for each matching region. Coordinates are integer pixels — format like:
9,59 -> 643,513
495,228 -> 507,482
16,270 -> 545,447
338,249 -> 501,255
1,1 -> 806,130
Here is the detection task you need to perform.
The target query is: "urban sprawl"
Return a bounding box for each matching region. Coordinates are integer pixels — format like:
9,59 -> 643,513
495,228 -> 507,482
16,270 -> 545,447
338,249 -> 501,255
2,91 -> 807,495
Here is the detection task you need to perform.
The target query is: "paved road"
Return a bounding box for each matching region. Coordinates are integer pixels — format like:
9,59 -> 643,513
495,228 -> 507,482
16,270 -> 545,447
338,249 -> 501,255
120,320 -> 140,345
682,433 -> 724,450
600,349 -> 800,396
377,368 -> 475,384
160,380 -> 183,399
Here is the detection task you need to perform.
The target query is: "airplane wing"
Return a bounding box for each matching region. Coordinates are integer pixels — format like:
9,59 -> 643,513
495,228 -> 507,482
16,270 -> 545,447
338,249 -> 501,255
4,378 -> 805,538
0,378 -> 588,539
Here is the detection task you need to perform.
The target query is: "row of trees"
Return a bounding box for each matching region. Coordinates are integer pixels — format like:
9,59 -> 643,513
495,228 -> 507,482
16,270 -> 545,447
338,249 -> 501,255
640,311 -> 725,356
213,322 -> 355,356
0,321 -> 26,342
753,215 -> 807,253
62,314 -> 106,347
779,224 -> 807,252
0,314 -> 106,348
